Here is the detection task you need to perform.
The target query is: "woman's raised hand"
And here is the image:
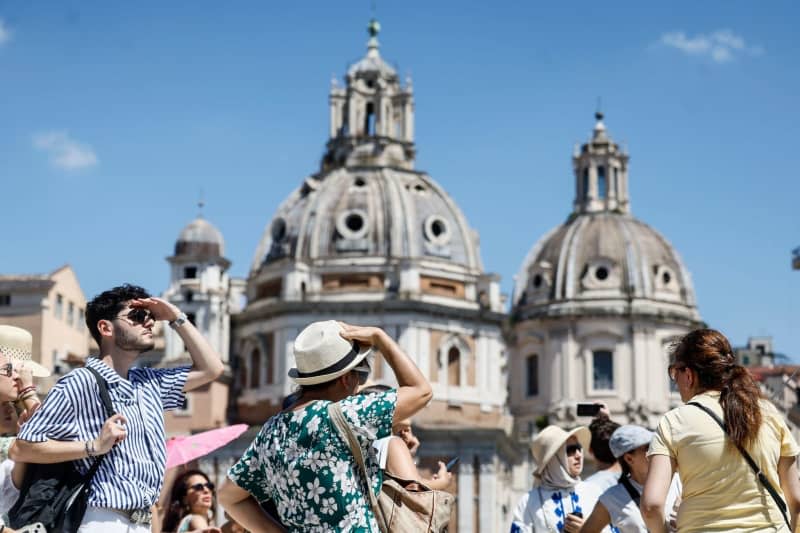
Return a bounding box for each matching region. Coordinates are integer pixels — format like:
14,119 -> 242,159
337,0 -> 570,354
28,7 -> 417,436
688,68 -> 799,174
338,323 -> 385,348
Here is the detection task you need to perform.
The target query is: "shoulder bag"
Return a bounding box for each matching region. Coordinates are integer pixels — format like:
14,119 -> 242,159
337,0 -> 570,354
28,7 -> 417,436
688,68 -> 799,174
688,401 -> 791,530
327,402 -> 455,533
10,367 -> 115,533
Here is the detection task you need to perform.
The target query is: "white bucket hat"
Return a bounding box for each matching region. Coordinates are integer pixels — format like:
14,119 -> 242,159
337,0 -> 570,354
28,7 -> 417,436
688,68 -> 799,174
288,321 -> 372,385
0,325 -> 51,378
531,425 -> 591,475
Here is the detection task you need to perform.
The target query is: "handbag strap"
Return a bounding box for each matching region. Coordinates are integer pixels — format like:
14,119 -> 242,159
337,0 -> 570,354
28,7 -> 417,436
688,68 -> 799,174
327,402 -> 388,533
82,366 -> 116,482
618,475 -> 641,507
688,401 -> 791,529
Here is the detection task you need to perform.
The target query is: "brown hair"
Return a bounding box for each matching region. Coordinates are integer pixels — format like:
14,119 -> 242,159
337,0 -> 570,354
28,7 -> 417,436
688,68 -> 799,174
671,328 -> 763,449
162,469 -> 216,532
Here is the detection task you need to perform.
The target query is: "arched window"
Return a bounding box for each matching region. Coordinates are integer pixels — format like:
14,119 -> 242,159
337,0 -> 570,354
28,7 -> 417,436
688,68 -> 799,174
365,102 -> 376,135
250,349 -> 261,389
447,346 -> 461,386
592,350 -> 614,390
526,354 -> 539,396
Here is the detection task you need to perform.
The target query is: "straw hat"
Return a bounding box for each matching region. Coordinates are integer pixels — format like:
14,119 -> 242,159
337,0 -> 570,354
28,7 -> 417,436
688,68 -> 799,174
0,325 -> 51,378
288,321 -> 372,385
531,425 -> 591,475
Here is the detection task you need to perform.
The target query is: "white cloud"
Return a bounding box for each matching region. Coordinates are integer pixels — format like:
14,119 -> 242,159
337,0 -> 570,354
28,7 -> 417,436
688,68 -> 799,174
0,18 -> 11,45
33,131 -> 99,171
660,30 -> 764,64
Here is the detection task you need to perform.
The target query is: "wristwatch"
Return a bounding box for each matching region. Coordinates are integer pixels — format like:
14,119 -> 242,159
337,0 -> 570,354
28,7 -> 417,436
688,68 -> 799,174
169,312 -> 189,330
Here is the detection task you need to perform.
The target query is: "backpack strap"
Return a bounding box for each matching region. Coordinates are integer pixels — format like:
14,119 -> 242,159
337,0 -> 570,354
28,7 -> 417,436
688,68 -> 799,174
81,367 -> 116,482
688,401 -> 790,530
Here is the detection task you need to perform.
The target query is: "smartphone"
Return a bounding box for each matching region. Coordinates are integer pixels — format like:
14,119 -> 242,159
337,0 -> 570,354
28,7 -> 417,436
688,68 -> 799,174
576,403 -> 601,417
570,512 -> 583,518
445,456 -> 460,471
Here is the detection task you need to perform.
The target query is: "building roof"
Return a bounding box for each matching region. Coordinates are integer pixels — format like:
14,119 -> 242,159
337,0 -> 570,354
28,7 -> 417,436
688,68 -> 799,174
174,217 -> 226,258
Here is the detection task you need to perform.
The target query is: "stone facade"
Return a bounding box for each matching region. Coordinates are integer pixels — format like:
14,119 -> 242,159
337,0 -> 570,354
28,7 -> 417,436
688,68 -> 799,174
508,114 -> 704,501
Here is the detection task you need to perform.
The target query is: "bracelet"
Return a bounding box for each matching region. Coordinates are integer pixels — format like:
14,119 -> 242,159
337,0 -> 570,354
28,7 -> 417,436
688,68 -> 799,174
18,386 -> 36,397
85,439 -> 99,457
19,391 -> 38,401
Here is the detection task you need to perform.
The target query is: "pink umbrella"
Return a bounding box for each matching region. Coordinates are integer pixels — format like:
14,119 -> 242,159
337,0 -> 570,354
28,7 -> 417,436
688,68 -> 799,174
166,424 -> 249,469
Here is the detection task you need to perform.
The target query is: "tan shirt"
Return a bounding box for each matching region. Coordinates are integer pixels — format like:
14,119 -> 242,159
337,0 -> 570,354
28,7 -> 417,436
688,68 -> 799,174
649,390 -> 799,532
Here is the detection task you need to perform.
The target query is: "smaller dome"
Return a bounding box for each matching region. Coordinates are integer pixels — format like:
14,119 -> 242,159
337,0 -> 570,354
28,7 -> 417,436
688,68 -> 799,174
175,217 -> 225,258
346,18 -> 397,80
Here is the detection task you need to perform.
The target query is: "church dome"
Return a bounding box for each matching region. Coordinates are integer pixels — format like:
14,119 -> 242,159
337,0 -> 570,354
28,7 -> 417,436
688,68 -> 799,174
513,114 -> 700,325
251,168 -> 482,274
175,217 -> 225,258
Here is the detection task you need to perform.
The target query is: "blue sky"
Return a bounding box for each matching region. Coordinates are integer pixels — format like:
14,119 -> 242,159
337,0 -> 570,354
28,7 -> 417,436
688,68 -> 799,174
2,1 -> 799,358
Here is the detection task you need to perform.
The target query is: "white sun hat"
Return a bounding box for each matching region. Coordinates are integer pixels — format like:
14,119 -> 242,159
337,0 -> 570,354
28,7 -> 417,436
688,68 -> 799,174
0,325 -> 51,378
288,320 -> 372,385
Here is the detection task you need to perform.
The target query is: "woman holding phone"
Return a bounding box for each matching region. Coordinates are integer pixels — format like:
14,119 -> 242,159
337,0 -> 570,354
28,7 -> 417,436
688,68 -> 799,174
511,425 -> 601,533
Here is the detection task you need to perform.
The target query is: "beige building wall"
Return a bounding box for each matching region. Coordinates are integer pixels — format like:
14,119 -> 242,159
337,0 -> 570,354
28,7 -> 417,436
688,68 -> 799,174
0,265 -> 91,391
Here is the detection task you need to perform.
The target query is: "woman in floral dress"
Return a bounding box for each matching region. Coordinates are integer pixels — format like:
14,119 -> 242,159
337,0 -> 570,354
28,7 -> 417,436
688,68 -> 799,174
219,321 -> 433,533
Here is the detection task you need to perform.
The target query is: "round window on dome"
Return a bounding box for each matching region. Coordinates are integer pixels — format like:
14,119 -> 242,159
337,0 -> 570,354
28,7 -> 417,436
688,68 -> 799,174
336,209 -> 369,240
662,271 -> 672,285
423,215 -> 451,245
532,274 -> 543,289
271,218 -> 287,242
353,176 -> 367,188
595,266 -> 609,281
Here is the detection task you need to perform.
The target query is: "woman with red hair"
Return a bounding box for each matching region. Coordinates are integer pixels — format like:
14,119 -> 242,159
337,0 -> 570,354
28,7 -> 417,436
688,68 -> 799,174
642,329 -> 800,532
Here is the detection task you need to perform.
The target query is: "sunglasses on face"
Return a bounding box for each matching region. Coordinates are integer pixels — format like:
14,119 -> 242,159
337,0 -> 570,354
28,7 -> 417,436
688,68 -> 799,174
0,363 -> 13,378
113,308 -> 154,326
565,443 -> 583,456
187,482 -> 215,492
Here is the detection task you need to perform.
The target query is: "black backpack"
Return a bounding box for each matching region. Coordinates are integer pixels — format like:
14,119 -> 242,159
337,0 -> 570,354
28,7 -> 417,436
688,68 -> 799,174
9,366 -> 115,533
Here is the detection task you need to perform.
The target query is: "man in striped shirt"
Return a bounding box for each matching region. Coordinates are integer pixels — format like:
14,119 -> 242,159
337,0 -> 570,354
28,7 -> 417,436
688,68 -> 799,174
10,284 -> 224,533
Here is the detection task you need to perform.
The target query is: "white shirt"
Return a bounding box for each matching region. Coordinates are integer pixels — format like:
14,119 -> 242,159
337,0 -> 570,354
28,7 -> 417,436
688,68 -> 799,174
583,468 -> 621,494
0,459 -> 21,526
598,475 -> 682,533
510,481 -> 604,533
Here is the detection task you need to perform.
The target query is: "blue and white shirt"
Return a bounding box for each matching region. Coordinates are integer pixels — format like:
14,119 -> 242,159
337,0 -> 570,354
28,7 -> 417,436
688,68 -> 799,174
17,357 -> 190,510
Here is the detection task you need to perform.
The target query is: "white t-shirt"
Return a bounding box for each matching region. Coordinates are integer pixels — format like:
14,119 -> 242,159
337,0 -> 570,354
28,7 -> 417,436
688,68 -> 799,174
510,481 -> 605,533
372,436 -> 395,470
598,475 -> 682,533
0,459 -> 21,526
583,468 -> 621,494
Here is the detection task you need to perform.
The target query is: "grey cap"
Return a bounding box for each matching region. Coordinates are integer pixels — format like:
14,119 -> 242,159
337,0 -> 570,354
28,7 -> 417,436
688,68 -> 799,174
609,425 -> 654,458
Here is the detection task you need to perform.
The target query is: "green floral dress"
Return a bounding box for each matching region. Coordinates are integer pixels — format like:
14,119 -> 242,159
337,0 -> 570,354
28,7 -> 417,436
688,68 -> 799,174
228,389 -> 397,532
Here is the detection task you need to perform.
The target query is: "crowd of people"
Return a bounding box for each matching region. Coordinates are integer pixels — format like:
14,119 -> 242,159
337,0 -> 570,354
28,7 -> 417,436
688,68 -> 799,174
511,328 -> 800,533
0,283 -> 452,533
1,281 -> 799,532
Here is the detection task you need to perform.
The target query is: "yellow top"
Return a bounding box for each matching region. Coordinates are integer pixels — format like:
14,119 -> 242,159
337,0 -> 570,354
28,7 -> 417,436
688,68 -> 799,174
649,390 -> 799,532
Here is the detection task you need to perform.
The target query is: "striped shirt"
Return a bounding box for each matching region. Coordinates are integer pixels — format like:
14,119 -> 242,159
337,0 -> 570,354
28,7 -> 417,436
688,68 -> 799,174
17,357 -> 189,510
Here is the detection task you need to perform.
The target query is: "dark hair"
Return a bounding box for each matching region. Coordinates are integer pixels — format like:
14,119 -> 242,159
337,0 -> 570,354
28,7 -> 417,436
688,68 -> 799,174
588,415 -> 620,465
358,384 -> 392,396
671,328 -> 763,449
85,284 -> 150,346
162,469 -> 216,532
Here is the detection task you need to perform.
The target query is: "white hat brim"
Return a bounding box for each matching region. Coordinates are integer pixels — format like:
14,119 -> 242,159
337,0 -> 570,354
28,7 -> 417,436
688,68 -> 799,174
288,344 -> 372,385
14,360 -> 51,378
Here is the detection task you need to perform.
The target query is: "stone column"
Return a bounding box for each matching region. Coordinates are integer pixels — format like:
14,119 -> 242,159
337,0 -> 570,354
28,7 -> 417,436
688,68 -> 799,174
479,456 -> 496,533
457,457 -> 474,533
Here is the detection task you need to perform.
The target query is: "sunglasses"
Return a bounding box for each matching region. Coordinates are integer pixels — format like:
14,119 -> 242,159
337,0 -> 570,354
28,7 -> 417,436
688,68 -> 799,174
113,308 -> 154,326
187,481 -> 215,492
565,443 -> 583,456
0,363 -> 13,378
